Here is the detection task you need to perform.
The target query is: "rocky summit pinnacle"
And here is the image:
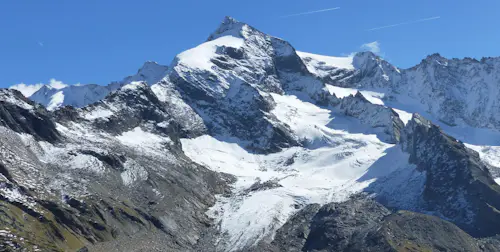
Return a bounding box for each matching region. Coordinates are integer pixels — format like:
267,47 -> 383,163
207,16 -> 246,41
2,16 -> 500,252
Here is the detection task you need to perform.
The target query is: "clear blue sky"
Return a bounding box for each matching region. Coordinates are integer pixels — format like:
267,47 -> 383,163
1,0 -> 498,87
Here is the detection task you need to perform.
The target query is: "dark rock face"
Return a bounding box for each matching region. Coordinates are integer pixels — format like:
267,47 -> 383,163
257,196 -> 499,252
171,71 -> 299,153
264,204 -> 322,252
78,150 -> 126,172
380,211 -> 483,252
340,92 -> 404,143
271,38 -> 310,75
400,113 -> 500,237
86,82 -> 175,136
277,196 -> 391,252
0,89 -> 60,143
244,179 -> 283,194
53,105 -> 82,122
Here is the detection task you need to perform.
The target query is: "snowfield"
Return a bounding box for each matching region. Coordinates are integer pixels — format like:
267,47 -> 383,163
176,35 -> 244,72
182,84 -> 500,251
297,51 -> 355,72
181,92 -> 413,251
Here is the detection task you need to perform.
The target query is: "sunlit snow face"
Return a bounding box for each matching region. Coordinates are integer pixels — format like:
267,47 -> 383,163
180,90 -> 416,251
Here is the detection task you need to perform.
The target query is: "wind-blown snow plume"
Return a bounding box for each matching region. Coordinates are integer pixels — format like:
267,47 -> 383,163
367,16 -> 441,31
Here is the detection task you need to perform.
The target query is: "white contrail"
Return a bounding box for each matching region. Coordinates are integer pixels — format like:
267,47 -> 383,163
280,7 -> 340,18
367,16 -> 441,31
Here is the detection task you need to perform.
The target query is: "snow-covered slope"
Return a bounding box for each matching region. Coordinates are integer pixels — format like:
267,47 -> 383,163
297,51 -> 354,79
181,92 -> 406,250
118,61 -> 169,86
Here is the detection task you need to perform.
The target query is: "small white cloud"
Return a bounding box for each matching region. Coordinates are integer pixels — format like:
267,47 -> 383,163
10,83 -> 45,97
10,79 -> 72,97
360,41 -> 381,54
48,78 -> 68,89
38,41 -> 44,47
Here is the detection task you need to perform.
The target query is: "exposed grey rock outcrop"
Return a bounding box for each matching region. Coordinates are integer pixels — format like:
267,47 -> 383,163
399,113 -> 500,237
340,91 -> 404,143
254,196 -> 500,252
0,89 -> 60,143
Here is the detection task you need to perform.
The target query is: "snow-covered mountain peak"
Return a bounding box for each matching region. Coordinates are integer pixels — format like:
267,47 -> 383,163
352,51 -> 399,75
300,49 -> 500,131
352,51 -> 379,68
172,17 -> 335,103
76,80 -> 175,135
418,53 -> 449,67
207,16 -> 248,41
120,61 -> 169,86
29,84 -> 119,111
22,61 -> 169,111
28,81 -> 70,96
138,61 -> 167,76
425,52 -> 444,59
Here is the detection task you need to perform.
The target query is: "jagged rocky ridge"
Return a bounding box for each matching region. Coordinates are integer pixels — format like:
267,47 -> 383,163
300,50 -> 500,131
0,87 -> 230,251
400,114 -> 500,236
339,91 -> 404,143
2,16 -> 500,252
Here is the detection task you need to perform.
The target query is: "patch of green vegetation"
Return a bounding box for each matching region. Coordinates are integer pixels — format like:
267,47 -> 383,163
1,200 -> 85,251
395,240 -> 433,252
1,194 -> 164,251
